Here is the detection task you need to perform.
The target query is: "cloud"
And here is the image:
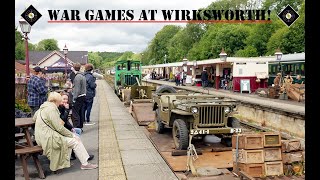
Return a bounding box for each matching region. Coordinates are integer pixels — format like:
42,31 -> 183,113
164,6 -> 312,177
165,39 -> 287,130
15,0 -> 214,53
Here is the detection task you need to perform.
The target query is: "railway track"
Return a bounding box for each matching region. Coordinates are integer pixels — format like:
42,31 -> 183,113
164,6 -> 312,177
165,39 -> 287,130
104,75 -> 292,139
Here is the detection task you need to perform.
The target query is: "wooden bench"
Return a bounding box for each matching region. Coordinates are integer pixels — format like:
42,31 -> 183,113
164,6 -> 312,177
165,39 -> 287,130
15,145 -> 45,180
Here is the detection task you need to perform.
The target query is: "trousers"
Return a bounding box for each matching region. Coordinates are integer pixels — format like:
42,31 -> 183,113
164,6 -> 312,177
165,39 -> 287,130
65,136 -> 89,165
84,98 -> 94,122
72,96 -> 86,128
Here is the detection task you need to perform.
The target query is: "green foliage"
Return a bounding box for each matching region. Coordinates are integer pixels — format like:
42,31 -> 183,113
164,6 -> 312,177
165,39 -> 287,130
15,29 -> 36,60
168,24 -> 205,62
15,99 -> 31,112
266,27 -> 289,55
147,25 -> 181,64
36,39 -> 59,51
188,24 -> 250,59
141,0 -> 305,62
88,52 -> 103,69
15,28 -> 24,46
15,43 -> 25,60
235,45 -> 259,57
98,52 -> 124,62
117,51 -> 134,61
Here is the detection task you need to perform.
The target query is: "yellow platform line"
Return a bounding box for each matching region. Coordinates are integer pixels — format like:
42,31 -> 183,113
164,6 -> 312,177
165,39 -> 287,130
98,81 -> 127,180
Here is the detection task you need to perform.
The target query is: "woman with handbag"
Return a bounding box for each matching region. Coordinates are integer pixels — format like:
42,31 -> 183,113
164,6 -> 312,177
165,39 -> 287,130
33,92 -> 98,172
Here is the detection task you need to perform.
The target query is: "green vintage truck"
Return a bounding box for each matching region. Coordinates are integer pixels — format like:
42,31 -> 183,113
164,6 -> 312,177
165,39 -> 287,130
152,85 -> 241,150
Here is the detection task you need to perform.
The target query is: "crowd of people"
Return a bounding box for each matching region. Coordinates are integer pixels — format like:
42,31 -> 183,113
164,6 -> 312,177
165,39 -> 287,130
26,63 -> 98,172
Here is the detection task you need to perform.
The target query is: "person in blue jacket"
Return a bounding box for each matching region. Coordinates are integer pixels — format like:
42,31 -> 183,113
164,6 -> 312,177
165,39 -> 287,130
83,64 -> 97,125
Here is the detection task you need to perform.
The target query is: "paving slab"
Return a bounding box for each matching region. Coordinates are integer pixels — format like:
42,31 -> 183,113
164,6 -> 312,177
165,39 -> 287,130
118,138 -> 155,150
120,149 -> 166,165
116,130 -> 147,140
125,164 -> 177,180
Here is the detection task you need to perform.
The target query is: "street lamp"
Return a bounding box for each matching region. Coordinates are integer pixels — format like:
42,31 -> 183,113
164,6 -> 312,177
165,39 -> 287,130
219,48 -> 227,61
63,44 -> 68,81
19,18 -> 31,77
182,56 -> 188,65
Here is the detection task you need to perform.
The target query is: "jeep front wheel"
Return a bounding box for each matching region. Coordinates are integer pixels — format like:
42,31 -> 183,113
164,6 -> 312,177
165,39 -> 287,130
155,109 -> 165,134
172,119 -> 189,150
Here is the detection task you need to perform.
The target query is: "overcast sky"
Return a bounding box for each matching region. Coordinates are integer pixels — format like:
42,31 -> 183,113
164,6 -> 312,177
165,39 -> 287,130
15,0 -> 215,53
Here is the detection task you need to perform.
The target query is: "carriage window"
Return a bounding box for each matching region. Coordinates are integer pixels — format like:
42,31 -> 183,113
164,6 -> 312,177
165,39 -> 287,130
117,63 -> 127,70
272,66 -> 275,74
301,64 -> 305,75
131,63 -> 140,70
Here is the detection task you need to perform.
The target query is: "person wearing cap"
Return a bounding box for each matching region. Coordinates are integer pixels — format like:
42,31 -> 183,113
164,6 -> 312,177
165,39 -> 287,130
27,66 -> 48,116
83,63 -> 97,125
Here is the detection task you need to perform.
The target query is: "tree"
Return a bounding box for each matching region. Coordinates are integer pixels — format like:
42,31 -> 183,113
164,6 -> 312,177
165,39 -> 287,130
148,25 -> 181,64
117,51 -> 134,61
235,45 -> 259,57
281,1 -> 305,54
88,52 -> 103,69
36,39 -> 59,51
188,24 -> 250,60
168,24 -> 205,62
262,0 -> 304,13
266,27 -> 289,55
15,28 -> 24,47
15,29 -> 36,60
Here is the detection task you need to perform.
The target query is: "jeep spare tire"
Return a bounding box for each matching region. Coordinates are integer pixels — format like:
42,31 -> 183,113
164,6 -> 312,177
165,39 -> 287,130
155,85 -> 177,93
172,119 -> 189,150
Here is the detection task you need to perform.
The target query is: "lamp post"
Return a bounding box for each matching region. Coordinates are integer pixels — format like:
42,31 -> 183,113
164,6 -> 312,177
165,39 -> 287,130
19,18 -> 31,77
63,44 -> 68,81
275,48 -> 283,87
275,47 -> 283,74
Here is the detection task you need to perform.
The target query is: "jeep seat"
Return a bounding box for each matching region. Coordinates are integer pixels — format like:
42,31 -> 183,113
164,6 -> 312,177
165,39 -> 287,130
160,95 -> 177,109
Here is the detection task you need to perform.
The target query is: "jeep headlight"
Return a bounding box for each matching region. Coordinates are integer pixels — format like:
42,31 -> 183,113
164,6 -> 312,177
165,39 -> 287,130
224,107 -> 230,113
191,107 -> 198,113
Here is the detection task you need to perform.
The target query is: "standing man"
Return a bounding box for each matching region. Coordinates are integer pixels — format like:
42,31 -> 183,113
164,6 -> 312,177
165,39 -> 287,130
84,63 -> 97,125
27,66 -> 48,116
71,63 -> 87,129
201,68 -> 208,88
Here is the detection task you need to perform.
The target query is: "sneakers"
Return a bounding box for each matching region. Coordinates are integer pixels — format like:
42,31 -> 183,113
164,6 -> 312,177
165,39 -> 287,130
81,163 -> 98,170
84,122 -> 96,125
88,155 -> 94,161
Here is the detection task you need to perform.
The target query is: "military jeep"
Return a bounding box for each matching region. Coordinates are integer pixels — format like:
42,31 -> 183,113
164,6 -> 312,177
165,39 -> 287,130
152,87 -> 241,150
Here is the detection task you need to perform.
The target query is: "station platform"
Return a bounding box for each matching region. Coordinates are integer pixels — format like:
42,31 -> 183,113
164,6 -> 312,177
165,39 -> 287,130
142,79 -> 305,116
15,80 -> 178,180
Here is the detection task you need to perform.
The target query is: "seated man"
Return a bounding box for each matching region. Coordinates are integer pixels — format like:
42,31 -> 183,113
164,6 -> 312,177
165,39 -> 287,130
33,92 -> 98,172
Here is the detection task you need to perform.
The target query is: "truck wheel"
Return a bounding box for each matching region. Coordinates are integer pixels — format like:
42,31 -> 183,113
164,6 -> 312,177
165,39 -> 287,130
227,117 -> 241,128
155,109 -> 165,134
155,85 -> 177,93
172,119 -> 189,150
221,137 -> 232,147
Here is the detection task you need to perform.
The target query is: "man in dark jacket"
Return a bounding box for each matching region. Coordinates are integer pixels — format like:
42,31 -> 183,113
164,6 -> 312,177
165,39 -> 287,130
201,68 -> 208,88
83,63 -> 97,125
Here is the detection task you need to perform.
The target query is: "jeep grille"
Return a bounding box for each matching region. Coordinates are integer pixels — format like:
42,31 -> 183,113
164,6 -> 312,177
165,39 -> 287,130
198,106 -> 225,127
